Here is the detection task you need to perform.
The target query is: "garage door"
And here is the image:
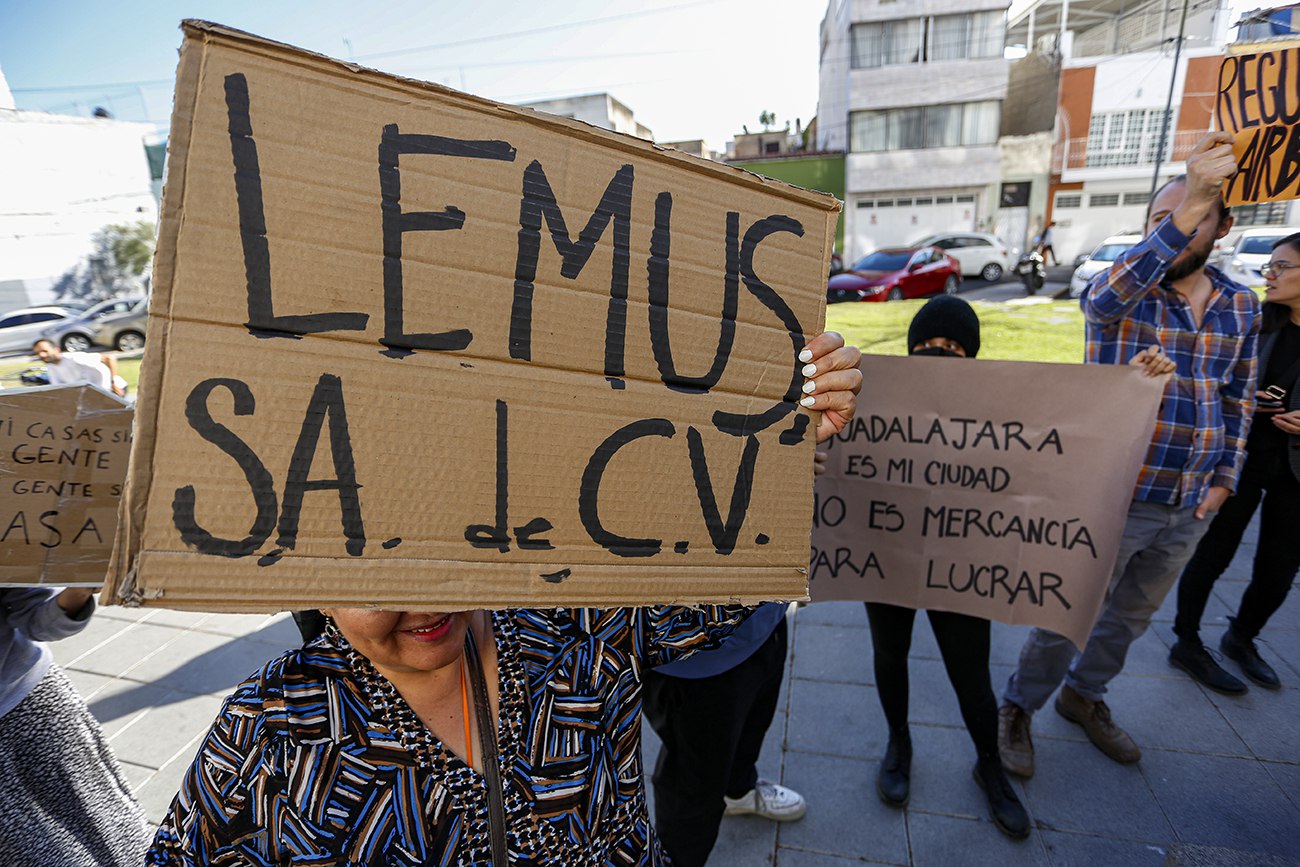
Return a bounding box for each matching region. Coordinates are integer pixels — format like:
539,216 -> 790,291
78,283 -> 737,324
849,193 -> 977,260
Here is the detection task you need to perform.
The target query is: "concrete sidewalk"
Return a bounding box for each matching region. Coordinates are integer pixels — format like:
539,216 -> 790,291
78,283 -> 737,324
51,529 -> 1300,865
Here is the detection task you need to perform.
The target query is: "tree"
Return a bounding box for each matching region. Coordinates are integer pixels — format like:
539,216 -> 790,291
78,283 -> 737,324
53,220 -> 156,304
758,110 -> 776,131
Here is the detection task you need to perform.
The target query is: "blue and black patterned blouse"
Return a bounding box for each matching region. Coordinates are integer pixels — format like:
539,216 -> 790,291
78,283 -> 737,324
147,605 -> 748,866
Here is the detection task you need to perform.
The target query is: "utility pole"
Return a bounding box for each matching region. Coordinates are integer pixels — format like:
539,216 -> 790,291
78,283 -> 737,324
1150,0 -> 1191,198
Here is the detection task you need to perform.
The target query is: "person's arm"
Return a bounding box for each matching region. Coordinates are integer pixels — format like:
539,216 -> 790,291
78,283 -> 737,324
1,587 -> 95,642
1205,309 -> 1261,514
1081,217 -> 1191,325
101,353 -> 125,395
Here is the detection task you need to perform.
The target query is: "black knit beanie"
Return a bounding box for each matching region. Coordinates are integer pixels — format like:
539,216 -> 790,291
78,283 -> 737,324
907,295 -> 981,358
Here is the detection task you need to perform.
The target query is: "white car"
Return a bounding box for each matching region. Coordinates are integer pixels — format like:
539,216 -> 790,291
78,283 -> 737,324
1219,227 -> 1299,288
0,306 -> 75,356
912,232 -> 1011,282
1070,234 -> 1143,298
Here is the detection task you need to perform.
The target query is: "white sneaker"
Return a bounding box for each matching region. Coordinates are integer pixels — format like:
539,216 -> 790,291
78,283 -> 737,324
723,779 -> 807,821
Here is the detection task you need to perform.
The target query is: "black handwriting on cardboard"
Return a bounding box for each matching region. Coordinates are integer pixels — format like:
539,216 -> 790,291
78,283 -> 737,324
172,375 -> 365,559
220,71 -> 811,441
1,510 -> 102,549
464,400 -> 555,552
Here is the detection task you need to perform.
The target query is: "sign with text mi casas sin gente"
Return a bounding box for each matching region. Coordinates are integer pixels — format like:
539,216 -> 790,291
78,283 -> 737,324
2,385 -> 133,588
103,22 -> 836,611
810,356 -> 1163,648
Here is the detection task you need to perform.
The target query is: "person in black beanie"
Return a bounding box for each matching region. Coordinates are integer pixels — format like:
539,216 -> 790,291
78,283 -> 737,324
866,294 -> 1031,839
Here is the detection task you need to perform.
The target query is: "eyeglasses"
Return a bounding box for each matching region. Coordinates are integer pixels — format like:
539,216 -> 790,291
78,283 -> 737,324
1260,261 -> 1300,279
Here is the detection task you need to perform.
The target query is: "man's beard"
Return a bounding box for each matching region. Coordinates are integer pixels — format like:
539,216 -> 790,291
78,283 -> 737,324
1165,244 -> 1212,281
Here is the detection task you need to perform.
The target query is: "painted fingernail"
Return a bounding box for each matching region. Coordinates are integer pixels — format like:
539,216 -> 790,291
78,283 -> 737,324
800,395 -> 816,407
799,349 -> 814,362
802,380 -> 816,394
802,363 -> 817,377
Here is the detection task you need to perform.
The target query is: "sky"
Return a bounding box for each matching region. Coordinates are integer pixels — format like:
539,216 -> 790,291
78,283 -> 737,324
0,0 -> 827,149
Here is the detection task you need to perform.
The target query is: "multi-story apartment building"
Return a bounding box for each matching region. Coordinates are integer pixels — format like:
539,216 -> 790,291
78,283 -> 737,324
1004,0 -> 1295,263
818,0 -> 1012,261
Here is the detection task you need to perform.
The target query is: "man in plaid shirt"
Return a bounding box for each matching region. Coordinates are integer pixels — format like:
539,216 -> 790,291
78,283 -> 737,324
998,132 -> 1261,776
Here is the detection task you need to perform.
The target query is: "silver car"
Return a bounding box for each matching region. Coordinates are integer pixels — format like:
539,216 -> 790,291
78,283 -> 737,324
0,306 -> 75,356
87,297 -> 149,351
41,296 -> 144,352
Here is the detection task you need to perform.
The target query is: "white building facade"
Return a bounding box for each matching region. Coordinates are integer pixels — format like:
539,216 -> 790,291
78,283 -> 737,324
819,0 -> 1011,261
518,93 -> 653,140
0,104 -> 158,310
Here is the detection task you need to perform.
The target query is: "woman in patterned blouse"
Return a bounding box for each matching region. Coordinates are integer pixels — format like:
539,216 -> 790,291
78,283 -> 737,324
147,333 -> 861,866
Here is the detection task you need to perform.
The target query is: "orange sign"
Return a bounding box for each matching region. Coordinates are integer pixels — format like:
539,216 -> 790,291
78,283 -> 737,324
1216,48 -> 1300,206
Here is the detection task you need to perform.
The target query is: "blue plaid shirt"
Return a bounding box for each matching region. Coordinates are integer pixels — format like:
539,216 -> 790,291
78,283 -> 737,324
1082,216 -> 1260,506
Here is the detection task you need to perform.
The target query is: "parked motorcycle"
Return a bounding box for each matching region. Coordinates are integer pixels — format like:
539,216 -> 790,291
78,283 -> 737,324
1015,250 -> 1045,295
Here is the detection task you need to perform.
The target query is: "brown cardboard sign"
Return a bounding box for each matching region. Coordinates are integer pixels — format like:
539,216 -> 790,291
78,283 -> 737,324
1216,48 -> 1300,206
810,356 -> 1163,648
103,22 -> 836,611
1,385 -> 133,587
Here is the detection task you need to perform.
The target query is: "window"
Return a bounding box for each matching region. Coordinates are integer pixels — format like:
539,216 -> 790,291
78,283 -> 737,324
931,11 -> 1003,61
850,101 -> 1001,152
1231,202 -> 1288,225
956,195 -> 977,203
1086,110 -> 1171,167
29,312 -> 62,323
1122,192 -> 1150,206
763,141 -> 780,154
851,19 -> 922,68
1056,193 -> 1082,208
895,198 -> 914,206
851,11 -> 1003,68
914,197 -> 933,205
1090,193 -> 1120,207
925,103 -> 962,148
935,195 -> 954,204
0,315 -> 23,328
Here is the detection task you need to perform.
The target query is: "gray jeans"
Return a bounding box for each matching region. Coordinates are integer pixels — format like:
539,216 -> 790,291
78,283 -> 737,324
1004,499 -> 1210,711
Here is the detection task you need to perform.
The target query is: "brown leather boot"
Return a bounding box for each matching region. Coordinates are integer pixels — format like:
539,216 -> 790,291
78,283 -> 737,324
997,703 -> 1034,779
1054,685 -> 1140,763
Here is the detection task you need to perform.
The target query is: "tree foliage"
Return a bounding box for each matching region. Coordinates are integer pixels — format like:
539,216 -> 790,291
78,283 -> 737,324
53,220 -> 156,303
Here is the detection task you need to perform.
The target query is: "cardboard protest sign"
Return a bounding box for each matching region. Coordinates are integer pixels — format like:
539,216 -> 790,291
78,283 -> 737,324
810,356 -> 1163,648
103,22 -> 836,612
1216,47 -> 1300,205
2,385 -> 133,587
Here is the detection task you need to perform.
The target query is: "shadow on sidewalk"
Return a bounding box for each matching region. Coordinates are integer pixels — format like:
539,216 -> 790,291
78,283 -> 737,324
86,620 -> 299,723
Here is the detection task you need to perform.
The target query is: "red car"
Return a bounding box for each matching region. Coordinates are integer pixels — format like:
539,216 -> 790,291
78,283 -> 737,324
827,246 -> 962,303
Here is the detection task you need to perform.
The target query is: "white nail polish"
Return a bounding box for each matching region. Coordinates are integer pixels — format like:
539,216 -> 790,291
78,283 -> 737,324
801,362 -> 817,377
802,380 -> 816,394
800,395 -> 815,407
798,349 -> 813,362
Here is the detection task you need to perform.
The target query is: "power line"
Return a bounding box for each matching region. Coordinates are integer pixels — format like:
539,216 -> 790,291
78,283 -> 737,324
356,0 -> 723,61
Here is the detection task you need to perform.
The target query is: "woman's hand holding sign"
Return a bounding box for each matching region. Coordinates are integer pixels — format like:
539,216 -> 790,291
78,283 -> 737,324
799,331 -> 862,444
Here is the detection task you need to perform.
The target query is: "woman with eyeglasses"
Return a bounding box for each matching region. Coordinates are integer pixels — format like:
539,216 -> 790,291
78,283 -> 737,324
1170,234 -> 1300,693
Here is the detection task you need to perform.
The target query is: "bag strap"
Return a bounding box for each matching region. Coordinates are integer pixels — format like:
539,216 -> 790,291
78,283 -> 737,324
464,627 -> 508,866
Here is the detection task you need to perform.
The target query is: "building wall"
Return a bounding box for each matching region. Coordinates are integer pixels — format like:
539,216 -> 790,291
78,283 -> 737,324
0,112 -> 157,309
819,0 -> 1012,260
519,93 -> 653,140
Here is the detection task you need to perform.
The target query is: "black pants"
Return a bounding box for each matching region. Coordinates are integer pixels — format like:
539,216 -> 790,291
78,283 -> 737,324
865,603 -> 997,760
1174,452 -> 1300,641
642,618 -> 787,867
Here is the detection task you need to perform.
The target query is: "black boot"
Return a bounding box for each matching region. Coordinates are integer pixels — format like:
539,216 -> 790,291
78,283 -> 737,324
1169,638 -> 1247,695
973,756 -> 1030,840
876,732 -> 911,807
1221,625 -> 1280,689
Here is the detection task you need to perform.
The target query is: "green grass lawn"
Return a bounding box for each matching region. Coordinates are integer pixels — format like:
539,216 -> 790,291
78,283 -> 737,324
827,296 -> 1086,364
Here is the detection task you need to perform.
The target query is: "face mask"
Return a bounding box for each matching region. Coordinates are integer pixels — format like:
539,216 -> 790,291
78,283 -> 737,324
911,346 -> 965,358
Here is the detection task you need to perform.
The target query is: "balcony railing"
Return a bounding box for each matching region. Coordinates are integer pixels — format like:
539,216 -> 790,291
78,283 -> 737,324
1052,130 -> 1202,173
